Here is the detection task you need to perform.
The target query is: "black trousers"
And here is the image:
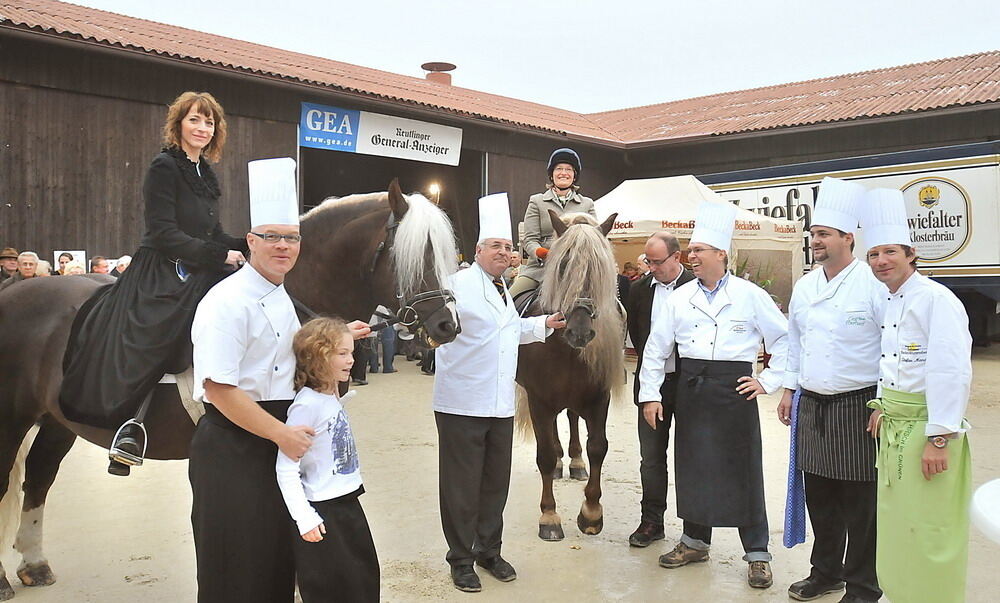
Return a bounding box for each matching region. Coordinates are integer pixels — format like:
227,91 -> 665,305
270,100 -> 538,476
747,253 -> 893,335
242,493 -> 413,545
637,376 -> 676,525
189,402 -> 295,603
293,491 -> 380,603
804,472 -> 881,600
435,412 -> 513,568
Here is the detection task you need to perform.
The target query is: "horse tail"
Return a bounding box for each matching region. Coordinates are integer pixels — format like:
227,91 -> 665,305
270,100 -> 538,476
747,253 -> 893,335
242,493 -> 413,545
1,425 -> 37,548
514,385 -> 535,442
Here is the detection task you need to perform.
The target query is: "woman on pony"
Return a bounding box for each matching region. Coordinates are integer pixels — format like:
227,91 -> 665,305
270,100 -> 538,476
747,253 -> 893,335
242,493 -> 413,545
59,91 -> 248,472
508,148 -> 596,299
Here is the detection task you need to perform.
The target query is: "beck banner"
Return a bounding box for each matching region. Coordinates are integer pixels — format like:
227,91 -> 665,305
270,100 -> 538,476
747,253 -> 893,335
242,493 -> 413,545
299,102 -> 463,166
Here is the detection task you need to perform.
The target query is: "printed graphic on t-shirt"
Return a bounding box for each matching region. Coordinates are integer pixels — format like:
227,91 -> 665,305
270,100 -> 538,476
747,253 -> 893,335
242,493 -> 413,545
330,410 -> 359,474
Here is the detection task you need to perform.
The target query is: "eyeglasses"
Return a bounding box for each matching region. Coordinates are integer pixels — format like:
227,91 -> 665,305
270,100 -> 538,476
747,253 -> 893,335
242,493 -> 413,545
645,257 -> 671,267
251,232 -> 302,244
686,246 -> 718,255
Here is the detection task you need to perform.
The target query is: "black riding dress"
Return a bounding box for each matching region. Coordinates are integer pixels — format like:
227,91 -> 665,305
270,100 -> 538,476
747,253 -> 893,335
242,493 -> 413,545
59,147 -> 248,428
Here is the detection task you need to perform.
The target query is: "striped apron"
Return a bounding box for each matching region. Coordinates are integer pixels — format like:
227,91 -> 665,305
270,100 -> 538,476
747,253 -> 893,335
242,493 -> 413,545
868,388 -> 972,603
797,386 -> 878,481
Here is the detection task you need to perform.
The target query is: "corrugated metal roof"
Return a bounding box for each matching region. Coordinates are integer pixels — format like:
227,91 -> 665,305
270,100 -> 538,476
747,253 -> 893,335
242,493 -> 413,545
2,0 -> 998,145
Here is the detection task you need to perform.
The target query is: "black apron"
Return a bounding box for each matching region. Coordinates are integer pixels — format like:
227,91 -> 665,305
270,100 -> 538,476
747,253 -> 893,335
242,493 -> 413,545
674,358 -> 766,527
797,386 -> 878,481
59,246 -> 231,428
189,401 -> 295,603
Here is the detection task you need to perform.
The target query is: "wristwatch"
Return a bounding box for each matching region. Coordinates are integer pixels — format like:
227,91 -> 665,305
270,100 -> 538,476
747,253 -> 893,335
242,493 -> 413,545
927,435 -> 949,449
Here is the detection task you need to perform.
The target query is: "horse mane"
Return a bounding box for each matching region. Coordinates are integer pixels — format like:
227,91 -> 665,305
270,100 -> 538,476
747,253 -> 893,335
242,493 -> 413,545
304,191 -> 457,300
538,213 -> 625,396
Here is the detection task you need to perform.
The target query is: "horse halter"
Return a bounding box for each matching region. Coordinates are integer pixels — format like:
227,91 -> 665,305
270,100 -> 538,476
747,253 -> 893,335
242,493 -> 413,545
368,209 -> 456,348
568,297 -> 597,320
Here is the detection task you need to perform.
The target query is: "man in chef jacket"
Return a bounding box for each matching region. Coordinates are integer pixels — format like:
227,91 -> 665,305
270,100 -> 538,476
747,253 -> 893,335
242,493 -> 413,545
638,201 -> 788,590
188,158 -> 369,603
861,188 -> 973,603
433,193 -> 565,593
777,177 -> 885,603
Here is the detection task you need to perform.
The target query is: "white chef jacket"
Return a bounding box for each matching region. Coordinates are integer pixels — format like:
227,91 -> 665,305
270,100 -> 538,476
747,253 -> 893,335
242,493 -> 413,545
783,259 -> 885,395
276,388 -> 364,535
192,263 -> 300,403
432,262 -> 551,418
638,274 -> 788,402
876,270 -> 972,436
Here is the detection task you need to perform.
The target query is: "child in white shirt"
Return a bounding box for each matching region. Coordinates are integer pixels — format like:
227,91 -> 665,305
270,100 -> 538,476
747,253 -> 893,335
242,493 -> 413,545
276,317 -> 379,602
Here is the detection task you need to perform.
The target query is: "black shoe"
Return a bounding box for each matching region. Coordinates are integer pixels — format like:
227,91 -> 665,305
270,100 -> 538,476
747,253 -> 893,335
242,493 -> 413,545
382,369 -> 397,374
628,521 -> 665,547
838,595 -> 879,603
476,555 -> 516,582
450,565 -> 481,592
351,379 -> 368,386
788,575 -> 847,601
109,423 -> 145,468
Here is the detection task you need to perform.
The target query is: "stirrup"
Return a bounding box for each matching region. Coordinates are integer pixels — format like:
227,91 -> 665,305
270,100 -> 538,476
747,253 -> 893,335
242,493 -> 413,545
109,419 -> 148,467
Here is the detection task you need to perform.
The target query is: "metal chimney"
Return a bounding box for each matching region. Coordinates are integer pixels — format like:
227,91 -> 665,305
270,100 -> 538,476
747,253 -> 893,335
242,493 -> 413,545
422,62 -> 456,85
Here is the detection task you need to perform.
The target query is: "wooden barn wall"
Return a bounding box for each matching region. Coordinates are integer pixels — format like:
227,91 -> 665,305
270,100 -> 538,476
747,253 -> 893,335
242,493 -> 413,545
624,107 -> 1000,178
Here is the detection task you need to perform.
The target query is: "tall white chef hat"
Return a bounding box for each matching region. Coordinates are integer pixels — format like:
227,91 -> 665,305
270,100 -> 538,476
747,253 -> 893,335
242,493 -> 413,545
690,201 -> 737,251
860,188 -> 912,250
813,177 -> 865,233
248,158 -> 299,228
478,193 -> 513,242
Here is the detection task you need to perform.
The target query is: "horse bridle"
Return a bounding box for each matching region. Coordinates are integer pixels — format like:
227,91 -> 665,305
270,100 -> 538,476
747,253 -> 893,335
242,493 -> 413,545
368,210 -> 456,347
569,297 -> 597,319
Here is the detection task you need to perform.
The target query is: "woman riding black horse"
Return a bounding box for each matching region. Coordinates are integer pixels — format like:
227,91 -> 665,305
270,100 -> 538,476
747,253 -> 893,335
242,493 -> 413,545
59,91 -> 248,471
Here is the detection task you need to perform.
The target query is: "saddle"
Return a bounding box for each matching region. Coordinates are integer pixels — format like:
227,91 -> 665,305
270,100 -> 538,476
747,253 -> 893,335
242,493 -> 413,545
513,288 -> 540,317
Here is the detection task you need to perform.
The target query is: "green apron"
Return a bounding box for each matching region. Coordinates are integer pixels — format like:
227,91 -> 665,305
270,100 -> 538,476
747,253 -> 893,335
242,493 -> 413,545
868,388 -> 972,603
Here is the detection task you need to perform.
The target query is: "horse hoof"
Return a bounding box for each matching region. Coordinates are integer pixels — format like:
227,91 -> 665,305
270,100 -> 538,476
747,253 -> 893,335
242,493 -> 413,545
538,524 -> 565,541
551,467 -> 563,480
0,576 -> 15,601
17,563 -> 55,587
569,467 -> 589,480
577,512 -> 604,535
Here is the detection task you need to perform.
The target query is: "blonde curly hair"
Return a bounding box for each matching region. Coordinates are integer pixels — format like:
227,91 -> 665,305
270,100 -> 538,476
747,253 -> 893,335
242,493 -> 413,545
293,317 -> 352,392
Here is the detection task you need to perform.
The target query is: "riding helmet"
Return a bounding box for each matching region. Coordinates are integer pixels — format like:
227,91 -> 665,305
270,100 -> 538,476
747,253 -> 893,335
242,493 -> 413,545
547,148 -> 582,182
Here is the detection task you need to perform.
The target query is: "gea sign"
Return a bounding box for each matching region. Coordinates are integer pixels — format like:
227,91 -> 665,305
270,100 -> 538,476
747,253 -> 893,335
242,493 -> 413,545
299,102 -> 463,166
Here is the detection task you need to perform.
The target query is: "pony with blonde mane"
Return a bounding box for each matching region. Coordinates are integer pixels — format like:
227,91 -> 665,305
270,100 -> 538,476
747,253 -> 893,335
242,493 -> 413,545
515,210 -> 624,541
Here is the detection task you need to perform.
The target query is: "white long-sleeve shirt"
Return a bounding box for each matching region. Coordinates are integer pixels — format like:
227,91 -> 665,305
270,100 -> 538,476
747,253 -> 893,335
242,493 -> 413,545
639,274 -> 788,402
876,270 -> 972,436
783,259 -> 885,395
276,387 -> 364,535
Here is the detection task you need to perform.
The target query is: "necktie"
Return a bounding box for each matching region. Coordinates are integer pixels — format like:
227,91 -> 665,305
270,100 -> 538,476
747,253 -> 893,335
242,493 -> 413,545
492,279 -> 506,303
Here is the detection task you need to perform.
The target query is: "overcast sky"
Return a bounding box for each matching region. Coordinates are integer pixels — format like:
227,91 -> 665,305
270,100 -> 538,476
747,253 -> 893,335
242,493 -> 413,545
71,0 -> 1000,113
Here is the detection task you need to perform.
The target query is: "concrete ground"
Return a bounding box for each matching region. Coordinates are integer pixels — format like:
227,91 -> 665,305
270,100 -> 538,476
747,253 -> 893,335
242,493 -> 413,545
2,347 -> 999,602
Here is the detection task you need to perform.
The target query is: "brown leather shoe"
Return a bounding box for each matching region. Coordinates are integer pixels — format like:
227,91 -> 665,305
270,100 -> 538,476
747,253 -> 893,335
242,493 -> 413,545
658,542 -> 709,568
748,561 -> 773,589
628,521 -> 665,547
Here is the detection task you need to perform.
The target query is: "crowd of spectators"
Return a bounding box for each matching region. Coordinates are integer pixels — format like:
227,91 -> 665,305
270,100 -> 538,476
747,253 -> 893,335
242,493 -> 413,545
0,247 -> 131,290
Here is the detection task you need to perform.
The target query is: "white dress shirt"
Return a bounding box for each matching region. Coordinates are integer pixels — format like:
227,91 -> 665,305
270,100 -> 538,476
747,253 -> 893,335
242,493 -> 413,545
650,269 -> 684,373
192,263 -> 300,403
877,270 -> 972,435
276,387 -> 364,535
433,262 -> 550,418
783,259 -> 885,395
639,274 -> 788,402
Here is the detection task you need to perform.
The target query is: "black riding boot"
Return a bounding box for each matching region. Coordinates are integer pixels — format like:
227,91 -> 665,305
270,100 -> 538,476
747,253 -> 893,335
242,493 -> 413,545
108,422 -> 146,476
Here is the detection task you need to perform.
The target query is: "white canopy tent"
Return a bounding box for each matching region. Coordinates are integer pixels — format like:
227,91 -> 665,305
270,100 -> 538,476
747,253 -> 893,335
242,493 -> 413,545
595,175 -> 804,305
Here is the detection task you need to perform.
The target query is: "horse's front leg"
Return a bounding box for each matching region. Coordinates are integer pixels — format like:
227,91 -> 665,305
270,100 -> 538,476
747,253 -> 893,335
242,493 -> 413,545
566,410 -> 588,480
531,405 -> 563,541
15,415 -> 76,589
577,398 -> 609,535
550,416 -> 564,479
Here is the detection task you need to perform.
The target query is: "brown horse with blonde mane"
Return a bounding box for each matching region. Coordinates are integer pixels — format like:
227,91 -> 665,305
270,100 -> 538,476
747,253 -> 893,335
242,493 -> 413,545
516,210 -> 624,541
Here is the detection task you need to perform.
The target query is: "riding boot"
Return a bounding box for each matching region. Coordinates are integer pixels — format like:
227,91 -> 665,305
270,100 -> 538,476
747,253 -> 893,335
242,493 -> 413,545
108,422 -> 146,474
